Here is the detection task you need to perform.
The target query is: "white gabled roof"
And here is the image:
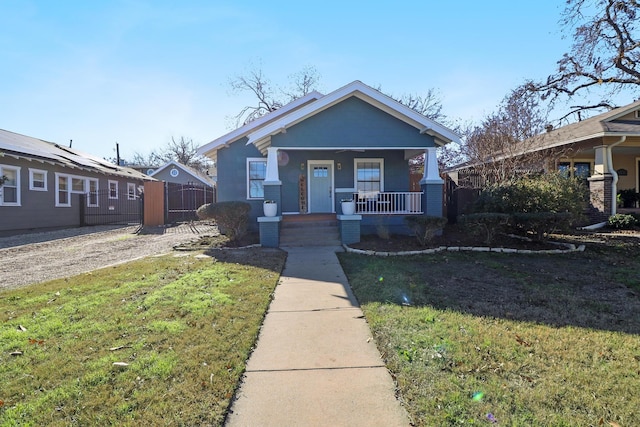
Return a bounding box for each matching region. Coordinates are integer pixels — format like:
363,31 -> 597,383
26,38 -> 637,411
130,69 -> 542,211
150,160 -> 215,186
198,81 -> 461,159
246,81 -> 460,148
197,90 -> 324,157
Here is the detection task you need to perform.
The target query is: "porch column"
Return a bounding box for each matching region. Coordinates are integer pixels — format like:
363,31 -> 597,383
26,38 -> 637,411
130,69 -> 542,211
420,147 -> 444,217
263,147 -> 282,215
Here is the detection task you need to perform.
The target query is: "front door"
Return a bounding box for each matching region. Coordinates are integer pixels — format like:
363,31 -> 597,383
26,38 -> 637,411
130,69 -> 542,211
309,161 -> 333,213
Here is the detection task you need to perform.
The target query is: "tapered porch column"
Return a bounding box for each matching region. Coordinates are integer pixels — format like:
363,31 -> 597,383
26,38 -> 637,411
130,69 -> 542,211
420,147 -> 444,217
263,147 -> 282,215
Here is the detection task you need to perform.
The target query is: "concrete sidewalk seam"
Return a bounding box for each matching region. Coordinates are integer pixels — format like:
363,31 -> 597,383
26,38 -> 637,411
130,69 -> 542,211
245,365 -> 387,373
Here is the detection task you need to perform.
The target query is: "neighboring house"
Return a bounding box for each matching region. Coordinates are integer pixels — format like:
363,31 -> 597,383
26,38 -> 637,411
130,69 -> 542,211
149,160 -> 216,223
197,80 -> 460,246
447,100 -> 640,222
0,129 -> 153,234
149,160 -> 215,188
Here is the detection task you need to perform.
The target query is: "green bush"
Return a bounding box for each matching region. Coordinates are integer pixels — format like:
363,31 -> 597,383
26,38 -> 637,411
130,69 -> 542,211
473,173 -> 587,218
458,213 -> 510,245
608,213 -> 638,230
511,212 -> 573,241
472,173 -> 587,238
405,216 -> 448,246
196,201 -> 251,241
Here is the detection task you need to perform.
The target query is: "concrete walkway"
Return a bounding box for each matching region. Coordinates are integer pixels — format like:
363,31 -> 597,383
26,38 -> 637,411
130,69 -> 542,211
225,246 -> 410,427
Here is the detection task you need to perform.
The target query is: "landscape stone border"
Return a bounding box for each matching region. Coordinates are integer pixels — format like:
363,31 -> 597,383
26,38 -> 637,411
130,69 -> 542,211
343,240 -> 586,257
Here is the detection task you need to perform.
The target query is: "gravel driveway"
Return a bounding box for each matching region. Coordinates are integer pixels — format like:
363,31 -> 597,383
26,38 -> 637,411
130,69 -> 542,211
0,223 -> 218,290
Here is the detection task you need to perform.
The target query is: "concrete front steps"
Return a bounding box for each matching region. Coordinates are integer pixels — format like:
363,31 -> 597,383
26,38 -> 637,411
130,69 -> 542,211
280,214 -> 341,246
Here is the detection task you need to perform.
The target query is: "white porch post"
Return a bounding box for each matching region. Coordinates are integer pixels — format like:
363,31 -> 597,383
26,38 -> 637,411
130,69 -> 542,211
264,147 -> 281,184
420,147 -> 443,184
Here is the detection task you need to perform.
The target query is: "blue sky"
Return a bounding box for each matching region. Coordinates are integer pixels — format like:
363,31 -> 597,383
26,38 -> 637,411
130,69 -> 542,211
1,1 -> 590,161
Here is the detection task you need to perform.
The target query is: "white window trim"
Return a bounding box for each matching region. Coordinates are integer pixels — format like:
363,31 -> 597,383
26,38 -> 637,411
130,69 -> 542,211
87,178 -> 99,207
55,173 -> 71,207
354,158 -> 385,193
108,180 -> 119,199
0,164 -> 21,206
29,168 -> 48,191
127,182 -> 137,200
246,157 -> 267,200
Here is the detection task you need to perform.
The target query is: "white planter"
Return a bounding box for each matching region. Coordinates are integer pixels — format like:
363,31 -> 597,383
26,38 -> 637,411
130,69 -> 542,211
341,200 -> 356,215
263,202 -> 277,217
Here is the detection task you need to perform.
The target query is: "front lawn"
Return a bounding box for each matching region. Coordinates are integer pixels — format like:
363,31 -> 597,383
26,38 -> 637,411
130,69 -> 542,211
0,248 -> 286,426
339,242 -> 640,426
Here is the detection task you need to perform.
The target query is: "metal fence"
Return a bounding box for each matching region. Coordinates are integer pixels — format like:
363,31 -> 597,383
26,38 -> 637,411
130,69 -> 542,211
165,182 -> 216,223
80,189 -> 143,226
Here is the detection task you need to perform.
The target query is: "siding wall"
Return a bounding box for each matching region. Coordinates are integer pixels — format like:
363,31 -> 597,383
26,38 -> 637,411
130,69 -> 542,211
0,157 -> 144,234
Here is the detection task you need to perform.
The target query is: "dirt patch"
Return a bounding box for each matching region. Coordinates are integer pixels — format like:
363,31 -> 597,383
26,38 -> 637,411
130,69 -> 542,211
350,224 -> 567,252
0,223 -> 219,290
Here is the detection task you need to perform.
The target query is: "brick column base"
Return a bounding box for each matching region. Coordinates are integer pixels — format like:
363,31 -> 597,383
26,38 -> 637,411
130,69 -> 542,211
337,215 -> 362,245
587,174 -> 613,222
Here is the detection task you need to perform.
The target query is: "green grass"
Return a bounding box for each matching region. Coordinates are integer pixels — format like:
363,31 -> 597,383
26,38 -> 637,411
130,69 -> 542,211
339,248 -> 640,426
0,248 -> 286,426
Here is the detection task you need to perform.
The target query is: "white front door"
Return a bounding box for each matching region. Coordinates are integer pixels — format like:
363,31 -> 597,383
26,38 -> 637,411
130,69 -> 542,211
308,161 -> 333,213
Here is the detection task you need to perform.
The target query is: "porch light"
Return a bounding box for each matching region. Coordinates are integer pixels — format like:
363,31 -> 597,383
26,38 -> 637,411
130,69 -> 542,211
300,162 -> 305,170
337,162 -> 342,170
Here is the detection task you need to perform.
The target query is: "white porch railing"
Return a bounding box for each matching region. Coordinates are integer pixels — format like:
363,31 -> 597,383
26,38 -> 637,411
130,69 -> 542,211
353,191 -> 423,214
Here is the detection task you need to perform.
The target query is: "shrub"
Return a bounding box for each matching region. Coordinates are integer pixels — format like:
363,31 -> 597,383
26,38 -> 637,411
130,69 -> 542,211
196,201 -> 251,241
608,213 -> 638,230
511,212 -> 573,241
405,216 -> 447,246
472,173 -> 587,233
458,213 -> 510,245
474,173 -> 586,215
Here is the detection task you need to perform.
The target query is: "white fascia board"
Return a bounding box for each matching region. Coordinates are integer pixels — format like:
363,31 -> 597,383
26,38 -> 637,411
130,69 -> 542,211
246,80 -> 462,147
196,91 -> 323,156
151,160 -> 212,185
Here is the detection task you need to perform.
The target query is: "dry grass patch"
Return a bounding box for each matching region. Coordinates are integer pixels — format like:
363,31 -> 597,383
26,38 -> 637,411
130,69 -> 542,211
0,248 -> 286,426
339,243 -> 640,426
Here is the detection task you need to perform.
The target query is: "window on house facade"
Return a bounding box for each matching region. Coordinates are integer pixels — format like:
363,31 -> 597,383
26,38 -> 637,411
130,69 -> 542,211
355,159 -> 384,194
247,158 -> 267,199
88,179 -> 99,207
0,165 -> 20,206
29,169 -> 47,191
56,174 -> 71,207
109,180 -> 118,199
558,161 -> 591,180
127,183 -> 137,200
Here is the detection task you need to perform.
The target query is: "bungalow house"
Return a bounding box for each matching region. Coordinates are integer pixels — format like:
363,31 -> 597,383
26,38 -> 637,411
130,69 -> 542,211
446,100 -> 640,222
197,80 -> 460,247
0,129 -> 153,235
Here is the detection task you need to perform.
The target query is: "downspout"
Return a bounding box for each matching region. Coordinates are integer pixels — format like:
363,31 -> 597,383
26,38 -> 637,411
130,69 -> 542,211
606,136 -> 626,216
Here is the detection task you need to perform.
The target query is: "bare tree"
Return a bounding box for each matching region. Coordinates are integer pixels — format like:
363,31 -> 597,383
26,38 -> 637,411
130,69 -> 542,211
527,0 -> 640,122
460,87 -> 555,185
133,136 -> 212,173
229,65 -> 321,126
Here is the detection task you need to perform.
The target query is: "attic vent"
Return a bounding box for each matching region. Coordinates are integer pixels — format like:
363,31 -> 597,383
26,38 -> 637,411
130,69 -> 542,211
635,110 -> 640,119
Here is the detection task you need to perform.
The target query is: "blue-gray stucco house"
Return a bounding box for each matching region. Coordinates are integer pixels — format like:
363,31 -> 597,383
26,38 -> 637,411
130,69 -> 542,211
197,81 -> 460,247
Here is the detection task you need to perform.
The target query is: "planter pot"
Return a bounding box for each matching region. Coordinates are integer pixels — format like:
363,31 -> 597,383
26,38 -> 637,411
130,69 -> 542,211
263,202 -> 277,217
341,200 -> 356,215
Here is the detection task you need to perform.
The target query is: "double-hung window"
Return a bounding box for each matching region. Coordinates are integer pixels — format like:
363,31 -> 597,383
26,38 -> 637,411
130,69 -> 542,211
108,180 -> 119,199
0,165 -> 21,206
29,169 -> 47,191
247,158 -> 267,199
87,179 -> 99,207
355,158 -> 384,194
56,173 -> 71,207
127,183 -> 137,200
